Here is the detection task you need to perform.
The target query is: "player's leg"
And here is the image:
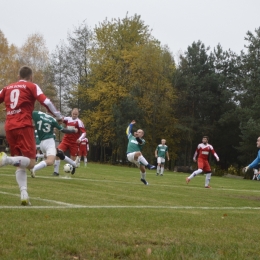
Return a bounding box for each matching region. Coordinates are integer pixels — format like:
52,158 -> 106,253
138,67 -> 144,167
140,165 -> 149,185
31,139 -> 56,177
81,148 -> 87,166
54,142 -> 69,176
160,158 -> 165,176
156,157 -> 161,176
5,128 -> 36,205
134,151 -> 155,169
186,158 -> 203,184
204,161 -> 212,188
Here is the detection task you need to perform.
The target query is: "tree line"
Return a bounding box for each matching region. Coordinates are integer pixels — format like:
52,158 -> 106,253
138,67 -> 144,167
0,14 -> 260,173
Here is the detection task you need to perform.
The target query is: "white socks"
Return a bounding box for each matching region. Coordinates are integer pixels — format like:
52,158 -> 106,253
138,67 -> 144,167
33,161 -> 47,172
140,171 -> 146,180
64,156 -> 76,167
137,155 -> 148,166
160,167 -> 164,175
205,173 -> 211,187
54,160 -> 60,173
16,169 -> 27,192
157,166 -> 160,174
6,156 -> 30,168
188,169 -> 203,179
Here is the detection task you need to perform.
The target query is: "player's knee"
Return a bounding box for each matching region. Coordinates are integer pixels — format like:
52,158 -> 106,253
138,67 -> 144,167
56,149 -> 65,160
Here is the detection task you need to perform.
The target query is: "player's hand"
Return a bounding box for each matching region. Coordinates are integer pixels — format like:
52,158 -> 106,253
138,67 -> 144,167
74,129 -> 78,133
168,158 -> 170,161
131,120 -> 136,124
193,159 -> 197,162
216,158 -> 220,162
243,166 -> 249,173
76,139 -> 81,143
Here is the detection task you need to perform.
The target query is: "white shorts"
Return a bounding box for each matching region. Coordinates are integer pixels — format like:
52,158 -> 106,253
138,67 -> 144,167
40,138 -> 57,157
127,152 -> 140,167
157,157 -> 165,164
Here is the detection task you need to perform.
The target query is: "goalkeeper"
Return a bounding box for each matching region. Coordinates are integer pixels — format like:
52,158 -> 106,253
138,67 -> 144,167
243,137 -> 260,174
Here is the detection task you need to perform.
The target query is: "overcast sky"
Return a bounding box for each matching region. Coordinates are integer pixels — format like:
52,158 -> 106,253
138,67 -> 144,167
1,0 -> 260,58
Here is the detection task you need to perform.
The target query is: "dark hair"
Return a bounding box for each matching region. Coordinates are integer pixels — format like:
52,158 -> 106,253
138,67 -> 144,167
203,136 -> 209,141
19,66 -> 32,80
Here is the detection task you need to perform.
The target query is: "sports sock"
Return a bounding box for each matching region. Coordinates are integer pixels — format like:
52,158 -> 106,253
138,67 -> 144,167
6,156 -> 30,168
33,161 -> 47,172
140,171 -> 146,180
54,160 -> 60,173
188,169 -> 203,179
64,156 -> 77,167
15,169 -> 27,190
137,155 -> 148,166
160,167 -> 164,175
157,166 -> 160,174
205,173 -> 211,186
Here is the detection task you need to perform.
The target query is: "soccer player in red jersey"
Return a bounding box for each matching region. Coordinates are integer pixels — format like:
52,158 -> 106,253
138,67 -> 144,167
186,136 -> 219,188
53,108 -> 86,175
0,66 -> 62,205
78,137 -> 89,167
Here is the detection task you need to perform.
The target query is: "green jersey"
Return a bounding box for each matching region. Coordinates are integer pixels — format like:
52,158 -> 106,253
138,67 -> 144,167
126,123 -> 145,153
32,111 -> 63,141
156,144 -> 168,158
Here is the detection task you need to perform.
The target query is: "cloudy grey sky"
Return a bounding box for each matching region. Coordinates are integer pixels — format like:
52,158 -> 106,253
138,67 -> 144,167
1,0 -> 260,57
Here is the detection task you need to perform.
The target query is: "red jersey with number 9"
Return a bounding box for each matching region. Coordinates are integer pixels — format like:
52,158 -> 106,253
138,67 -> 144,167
0,80 -> 47,131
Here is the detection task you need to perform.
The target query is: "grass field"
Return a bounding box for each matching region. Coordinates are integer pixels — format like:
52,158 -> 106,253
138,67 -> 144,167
0,162 -> 260,260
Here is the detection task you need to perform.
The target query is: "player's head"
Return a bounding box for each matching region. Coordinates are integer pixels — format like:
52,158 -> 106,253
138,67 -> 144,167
256,137 -> 260,148
161,139 -> 166,145
202,136 -> 209,144
71,108 -> 79,120
19,66 -> 33,81
136,129 -> 144,138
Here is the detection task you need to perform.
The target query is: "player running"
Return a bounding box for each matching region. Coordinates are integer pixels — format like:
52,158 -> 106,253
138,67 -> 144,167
186,136 -> 219,188
126,120 -> 155,185
0,66 -> 62,205
30,111 -> 79,178
53,108 -> 86,176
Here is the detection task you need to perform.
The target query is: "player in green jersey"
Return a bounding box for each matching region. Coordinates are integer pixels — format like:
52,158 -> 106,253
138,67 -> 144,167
30,111 -> 78,177
155,139 -> 169,176
126,120 -> 155,185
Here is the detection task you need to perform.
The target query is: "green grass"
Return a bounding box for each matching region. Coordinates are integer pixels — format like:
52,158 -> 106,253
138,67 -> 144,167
0,163 -> 260,259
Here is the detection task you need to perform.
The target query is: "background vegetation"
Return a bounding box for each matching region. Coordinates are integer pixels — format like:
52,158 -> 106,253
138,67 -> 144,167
1,14 -> 260,172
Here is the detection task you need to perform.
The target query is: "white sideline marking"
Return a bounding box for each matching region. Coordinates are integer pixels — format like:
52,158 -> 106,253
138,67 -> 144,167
0,205 -> 259,210
1,191 -> 260,210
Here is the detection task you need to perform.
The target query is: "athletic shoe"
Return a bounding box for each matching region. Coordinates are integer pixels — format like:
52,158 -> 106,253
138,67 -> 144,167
71,167 -> 76,175
186,177 -> 190,184
52,172 -> 59,176
30,169 -> 36,178
156,173 -> 159,176
0,152 -> 7,167
21,191 -> 31,206
160,174 -> 163,176
140,178 -> 149,185
205,185 -> 211,188
147,164 -> 156,170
